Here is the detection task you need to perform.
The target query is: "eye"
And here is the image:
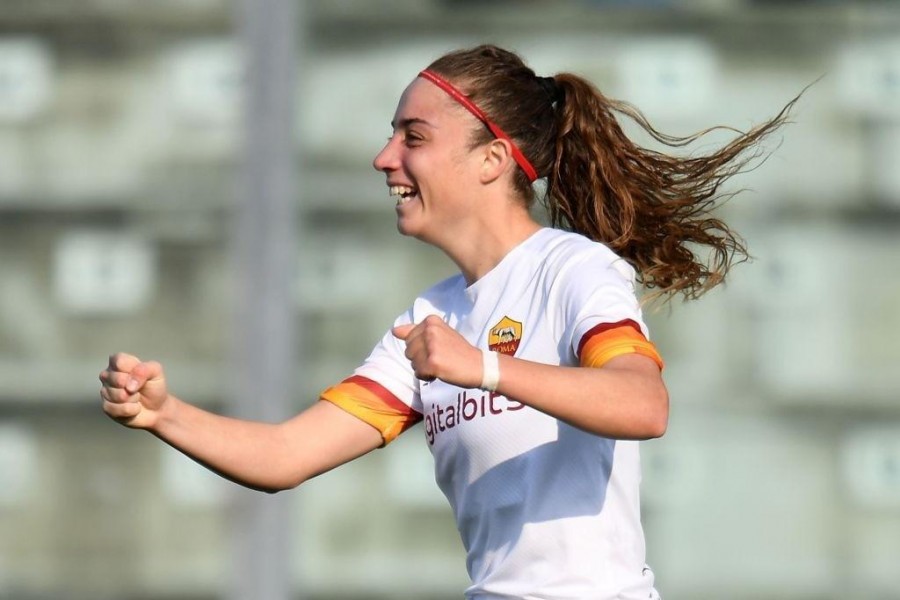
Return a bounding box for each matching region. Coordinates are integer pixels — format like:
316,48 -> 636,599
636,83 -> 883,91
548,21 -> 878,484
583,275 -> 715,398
405,132 -> 424,147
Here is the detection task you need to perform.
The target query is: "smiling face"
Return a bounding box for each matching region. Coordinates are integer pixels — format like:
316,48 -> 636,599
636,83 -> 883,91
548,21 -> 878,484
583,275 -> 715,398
372,77 -> 486,246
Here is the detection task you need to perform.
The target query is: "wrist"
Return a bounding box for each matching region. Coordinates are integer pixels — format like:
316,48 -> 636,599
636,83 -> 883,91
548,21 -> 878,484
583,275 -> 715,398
148,394 -> 179,435
480,350 -> 500,392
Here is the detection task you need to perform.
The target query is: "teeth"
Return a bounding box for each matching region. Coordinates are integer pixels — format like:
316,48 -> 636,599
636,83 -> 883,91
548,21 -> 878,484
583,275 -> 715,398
389,185 -> 415,197
389,185 -> 417,206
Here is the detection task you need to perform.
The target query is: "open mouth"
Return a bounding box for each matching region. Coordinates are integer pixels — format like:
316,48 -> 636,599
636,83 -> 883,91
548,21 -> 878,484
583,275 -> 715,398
390,185 -> 419,206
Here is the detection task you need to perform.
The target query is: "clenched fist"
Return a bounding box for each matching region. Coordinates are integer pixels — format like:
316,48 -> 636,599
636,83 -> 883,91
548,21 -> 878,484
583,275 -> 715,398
392,315 -> 483,389
99,353 -> 169,430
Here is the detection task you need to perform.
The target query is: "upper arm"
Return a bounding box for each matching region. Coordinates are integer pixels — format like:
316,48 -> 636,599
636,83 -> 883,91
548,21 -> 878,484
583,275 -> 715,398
557,253 -> 663,370
276,401 -> 384,485
599,352 -> 669,437
601,351 -> 665,379
553,246 -> 646,350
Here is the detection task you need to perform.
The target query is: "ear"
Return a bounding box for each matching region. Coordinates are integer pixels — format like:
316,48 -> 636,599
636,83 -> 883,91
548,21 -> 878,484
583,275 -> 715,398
479,138 -> 515,184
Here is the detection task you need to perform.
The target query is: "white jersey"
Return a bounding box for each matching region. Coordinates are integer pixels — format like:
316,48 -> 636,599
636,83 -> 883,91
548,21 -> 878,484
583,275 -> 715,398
321,228 -> 662,599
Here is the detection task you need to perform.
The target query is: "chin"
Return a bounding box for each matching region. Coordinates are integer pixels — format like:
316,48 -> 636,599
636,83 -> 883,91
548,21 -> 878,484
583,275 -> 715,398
396,223 -> 421,241
395,219 -> 434,244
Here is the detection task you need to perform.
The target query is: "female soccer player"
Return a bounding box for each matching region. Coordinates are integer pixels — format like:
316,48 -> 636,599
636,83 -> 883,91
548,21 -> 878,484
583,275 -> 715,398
100,45 -> 793,599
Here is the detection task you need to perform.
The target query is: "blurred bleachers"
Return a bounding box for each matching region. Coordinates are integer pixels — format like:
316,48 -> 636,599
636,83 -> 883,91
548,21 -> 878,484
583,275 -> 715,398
1,1 -> 899,598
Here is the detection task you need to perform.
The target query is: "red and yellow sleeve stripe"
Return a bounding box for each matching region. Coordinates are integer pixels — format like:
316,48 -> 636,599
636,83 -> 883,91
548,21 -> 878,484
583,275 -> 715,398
319,375 -> 422,445
577,319 -> 664,370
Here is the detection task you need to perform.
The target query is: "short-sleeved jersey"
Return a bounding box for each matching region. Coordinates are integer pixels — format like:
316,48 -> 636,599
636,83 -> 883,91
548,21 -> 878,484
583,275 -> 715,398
321,228 -> 663,600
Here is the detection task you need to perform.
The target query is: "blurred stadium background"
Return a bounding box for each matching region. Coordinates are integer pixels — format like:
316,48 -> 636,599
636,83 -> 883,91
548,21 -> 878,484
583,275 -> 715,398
1,0 -> 900,598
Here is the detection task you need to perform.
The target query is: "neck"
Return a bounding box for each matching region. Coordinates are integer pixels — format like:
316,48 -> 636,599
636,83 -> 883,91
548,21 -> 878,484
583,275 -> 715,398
440,211 -> 542,286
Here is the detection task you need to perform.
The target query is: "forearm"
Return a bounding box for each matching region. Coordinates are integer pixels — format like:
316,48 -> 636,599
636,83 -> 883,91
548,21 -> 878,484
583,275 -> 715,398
494,353 -> 668,440
149,396 -> 306,493
150,396 -> 384,493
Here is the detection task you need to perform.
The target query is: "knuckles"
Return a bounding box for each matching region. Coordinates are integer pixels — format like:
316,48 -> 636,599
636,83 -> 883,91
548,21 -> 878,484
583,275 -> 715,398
144,360 -> 161,374
109,388 -> 128,403
106,402 -> 139,420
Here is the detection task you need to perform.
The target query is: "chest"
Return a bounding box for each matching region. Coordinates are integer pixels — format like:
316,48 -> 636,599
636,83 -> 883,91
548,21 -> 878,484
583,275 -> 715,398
415,269 -> 579,480
419,309 -> 566,482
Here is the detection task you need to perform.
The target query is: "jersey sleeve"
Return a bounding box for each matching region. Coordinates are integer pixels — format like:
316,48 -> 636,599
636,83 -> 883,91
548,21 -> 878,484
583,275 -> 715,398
319,310 -> 423,446
577,319 -> 663,370
560,253 -> 664,371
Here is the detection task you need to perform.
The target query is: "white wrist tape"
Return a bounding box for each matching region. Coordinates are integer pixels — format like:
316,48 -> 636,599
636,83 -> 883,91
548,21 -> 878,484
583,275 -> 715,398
480,350 -> 500,392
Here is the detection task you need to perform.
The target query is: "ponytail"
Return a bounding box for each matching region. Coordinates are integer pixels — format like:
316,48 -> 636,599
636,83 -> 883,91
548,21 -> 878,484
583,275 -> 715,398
548,73 -> 797,301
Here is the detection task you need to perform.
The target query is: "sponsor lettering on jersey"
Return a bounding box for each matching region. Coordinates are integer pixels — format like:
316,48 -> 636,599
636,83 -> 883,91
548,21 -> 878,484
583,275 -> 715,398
424,390 -> 525,445
488,316 -> 523,356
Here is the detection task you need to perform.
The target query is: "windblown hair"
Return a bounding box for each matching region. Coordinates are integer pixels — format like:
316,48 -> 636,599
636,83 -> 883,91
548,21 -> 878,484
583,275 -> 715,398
427,44 -> 799,302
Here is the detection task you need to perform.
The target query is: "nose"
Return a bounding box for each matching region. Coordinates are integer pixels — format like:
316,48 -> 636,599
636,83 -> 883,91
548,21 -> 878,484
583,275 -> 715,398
372,136 -> 399,173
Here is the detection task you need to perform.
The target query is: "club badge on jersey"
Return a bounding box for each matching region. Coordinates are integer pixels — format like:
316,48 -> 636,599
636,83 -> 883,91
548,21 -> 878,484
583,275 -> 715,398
488,316 -> 523,356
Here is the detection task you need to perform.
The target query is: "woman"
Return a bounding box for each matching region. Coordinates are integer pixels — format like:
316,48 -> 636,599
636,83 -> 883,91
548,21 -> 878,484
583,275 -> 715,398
101,45 -> 794,599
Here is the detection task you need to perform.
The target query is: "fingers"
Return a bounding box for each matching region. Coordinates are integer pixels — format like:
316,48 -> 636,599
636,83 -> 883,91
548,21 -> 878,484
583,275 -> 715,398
108,352 -> 141,373
392,323 -> 415,340
100,379 -> 143,423
100,382 -> 136,403
99,354 -> 157,404
393,315 -> 444,342
99,368 -> 137,413
99,369 -> 130,389
108,403 -> 141,420
100,355 -> 162,392
394,316 -> 450,382
128,360 -> 163,393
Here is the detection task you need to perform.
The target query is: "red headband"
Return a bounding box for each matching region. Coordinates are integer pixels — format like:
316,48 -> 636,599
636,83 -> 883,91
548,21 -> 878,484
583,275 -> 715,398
418,69 -> 538,183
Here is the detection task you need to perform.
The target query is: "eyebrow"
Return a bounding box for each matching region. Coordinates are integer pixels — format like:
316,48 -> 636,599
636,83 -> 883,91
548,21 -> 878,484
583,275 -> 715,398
390,117 -> 436,130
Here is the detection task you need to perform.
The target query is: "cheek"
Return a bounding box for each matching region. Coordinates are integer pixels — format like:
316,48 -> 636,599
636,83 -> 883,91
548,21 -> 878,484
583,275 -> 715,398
450,145 -> 484,182
412,144 -> 468,176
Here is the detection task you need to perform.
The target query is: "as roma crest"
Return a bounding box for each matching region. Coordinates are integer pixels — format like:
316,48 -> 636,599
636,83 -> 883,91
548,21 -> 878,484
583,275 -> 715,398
488,316 -> 523,356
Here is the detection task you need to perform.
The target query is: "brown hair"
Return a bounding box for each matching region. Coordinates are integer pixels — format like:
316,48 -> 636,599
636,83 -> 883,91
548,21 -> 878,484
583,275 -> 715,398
427,44 -> 798,301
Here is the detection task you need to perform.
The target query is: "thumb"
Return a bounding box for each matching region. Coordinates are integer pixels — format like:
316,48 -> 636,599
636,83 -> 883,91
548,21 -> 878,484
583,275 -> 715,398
109,352 -> 141,373
126,361 -> 163,393
392,323 -> 415,341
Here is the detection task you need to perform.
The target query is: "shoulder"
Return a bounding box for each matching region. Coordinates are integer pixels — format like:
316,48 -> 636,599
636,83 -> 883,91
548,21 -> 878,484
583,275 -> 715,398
412,273 -> 467,316
538,229 -> 636,286
419,273 -> 465,300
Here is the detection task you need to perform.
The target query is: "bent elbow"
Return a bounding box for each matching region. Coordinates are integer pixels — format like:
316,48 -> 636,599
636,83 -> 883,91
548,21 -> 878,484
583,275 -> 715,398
273,474 -> 312,494
258,479 -> 303,495
637,385 -> 668,440
647,388 -> 669,439
251,473 -> 309,495
645,416 -> 667,440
